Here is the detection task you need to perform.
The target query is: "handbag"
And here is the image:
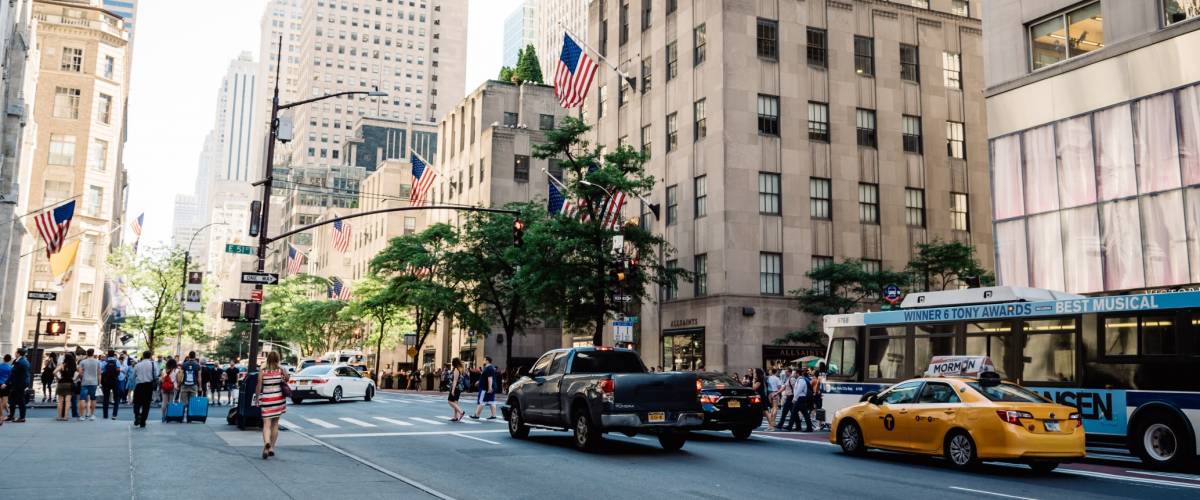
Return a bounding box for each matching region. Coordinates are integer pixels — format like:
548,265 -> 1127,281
279,377 -> 292,398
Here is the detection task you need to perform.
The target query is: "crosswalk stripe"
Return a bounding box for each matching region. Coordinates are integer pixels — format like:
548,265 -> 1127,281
373,399 -> 392,403
439,416 -> 480,424
304,418 -> 339,429
339,417 -> 377,428
372,416 -> 414,426
409,417 -> 445,426
280,419 -> 302,430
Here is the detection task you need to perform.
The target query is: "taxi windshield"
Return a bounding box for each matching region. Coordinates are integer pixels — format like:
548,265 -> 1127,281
965,382 -> 1049,403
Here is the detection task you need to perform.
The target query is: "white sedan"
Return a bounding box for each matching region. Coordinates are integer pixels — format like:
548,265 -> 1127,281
287,364 -> 375,404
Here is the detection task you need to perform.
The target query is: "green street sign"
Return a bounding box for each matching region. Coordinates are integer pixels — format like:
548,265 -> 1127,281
225,244 -> 254,255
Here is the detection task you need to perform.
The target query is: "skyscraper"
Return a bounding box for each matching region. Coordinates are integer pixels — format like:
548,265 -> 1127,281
503,0 -> 538,67
535,0 -> 587,80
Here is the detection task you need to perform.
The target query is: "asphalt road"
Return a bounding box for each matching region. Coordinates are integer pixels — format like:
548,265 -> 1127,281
273,391 -> 1200,500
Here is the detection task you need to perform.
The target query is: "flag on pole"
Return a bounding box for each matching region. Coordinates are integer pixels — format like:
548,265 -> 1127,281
554,33 -> 599,108
33,200 -> 75,258
332,219 -> 351,253
546,175 -> 588,221
49,239 -> 81,278
548,183 -> 567,215
329,276 -> 352,301
286,244 -> 305,274
600,191 -> 628,230
131,213 -> 144,237
409,152 -> 437,206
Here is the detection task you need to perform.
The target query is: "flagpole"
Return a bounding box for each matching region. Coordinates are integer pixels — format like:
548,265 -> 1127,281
560,22 -> 637,91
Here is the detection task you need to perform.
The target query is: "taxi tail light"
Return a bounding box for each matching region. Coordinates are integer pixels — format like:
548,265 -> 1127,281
749,395 -> 762,405
600,378 -> 615,404
699,393 -> 720,405
1069,412 -> 1083,429
996,410 -> 1033,425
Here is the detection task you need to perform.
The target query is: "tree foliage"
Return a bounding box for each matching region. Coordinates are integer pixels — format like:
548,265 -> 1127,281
781,259 -> 909,346
340,274 -> 411,375
258,274 -> 357,357
498,66 -> 515,82
513,44 -> 544,84
905,239 -> 994,291
108,245 -> 206,352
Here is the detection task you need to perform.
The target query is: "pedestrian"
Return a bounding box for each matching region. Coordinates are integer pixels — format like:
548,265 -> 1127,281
100,350 -> 122,420
207,362 -> 221,405
776,369 -> 794,431
766,369 -> 782,431
132,351 -> 157,428
159,358 -> 178,417
790,369 -> 814,432
256,351 -> 288,460
470,357 -> 499,420
54,353 -> 76,422
177,352 -> 202,407
225,363 -> 239,404
751,368 -> 768,429
115,353 -> 127,404
0,354 -> 11,426
40,357 -> 55,402
447,358 -> 466,421
77,348 -> 101,421
123,357 -> 136,404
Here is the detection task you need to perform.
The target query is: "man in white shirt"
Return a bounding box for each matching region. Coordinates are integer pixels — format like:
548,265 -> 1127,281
766,370 -> 782,430
132,351 -> 158,428
791,369 -> 814,432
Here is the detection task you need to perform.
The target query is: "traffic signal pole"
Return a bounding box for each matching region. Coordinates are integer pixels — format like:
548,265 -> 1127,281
31,300 -> 42,373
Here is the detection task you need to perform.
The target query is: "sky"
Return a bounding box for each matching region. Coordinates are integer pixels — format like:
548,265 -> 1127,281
124,0 -> 521,247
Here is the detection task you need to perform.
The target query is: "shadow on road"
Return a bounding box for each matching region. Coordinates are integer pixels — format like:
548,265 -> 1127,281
521,433 -> 701,457
844,448 -> 1079,480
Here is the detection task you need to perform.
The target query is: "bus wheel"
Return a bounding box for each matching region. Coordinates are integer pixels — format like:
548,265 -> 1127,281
1133,412 -> 1193,469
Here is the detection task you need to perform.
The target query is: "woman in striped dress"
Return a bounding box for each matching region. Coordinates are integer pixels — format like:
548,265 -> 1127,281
256,351 -> 289,459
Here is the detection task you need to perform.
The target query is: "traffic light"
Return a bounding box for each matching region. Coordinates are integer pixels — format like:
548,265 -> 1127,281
45,320 -> 66,336
512,219 -> 526,247
612,260 -> 627,282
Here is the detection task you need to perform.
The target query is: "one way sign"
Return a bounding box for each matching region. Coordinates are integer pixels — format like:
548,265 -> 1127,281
240,272 -> 280,285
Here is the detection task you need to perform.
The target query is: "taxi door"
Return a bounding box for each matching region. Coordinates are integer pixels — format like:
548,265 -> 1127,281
908,381 -> 964,453
861,381 -> 924,450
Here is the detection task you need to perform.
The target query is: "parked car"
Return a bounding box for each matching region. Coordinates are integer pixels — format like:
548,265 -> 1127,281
696,373 -> 765,439
502,346 -> 704,451
287,364 -> 375,404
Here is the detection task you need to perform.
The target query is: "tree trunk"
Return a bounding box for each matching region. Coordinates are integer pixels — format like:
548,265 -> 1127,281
374,317 -> 386,384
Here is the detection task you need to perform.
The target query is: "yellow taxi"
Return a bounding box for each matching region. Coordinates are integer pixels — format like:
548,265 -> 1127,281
829,357 -> 1085,473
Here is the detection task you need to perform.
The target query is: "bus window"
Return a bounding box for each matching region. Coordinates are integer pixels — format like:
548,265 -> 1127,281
1023,318 -> 1076,382
914,324 -> 956,375
867,326 -> 906,380
1103,315 -> 1176,357
1191,316 -> 1200,356
1141,316 -> 1176,355
828,338 -> 857,377
1103,316 -> 1138,356
966,322 -> 1010,375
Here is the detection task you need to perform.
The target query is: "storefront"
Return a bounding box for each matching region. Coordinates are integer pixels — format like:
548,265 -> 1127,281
762,345 -> 825,372
662,327 -> 705,371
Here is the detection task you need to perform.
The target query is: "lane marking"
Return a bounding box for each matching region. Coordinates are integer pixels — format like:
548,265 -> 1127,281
284,426 -> 458,500
372,417 -> 414,427
410,417 -> 446,426
303,418 -> 339,429
339,417 -> 377,427
279,419 -> 303,430
315,429 -> 509,439
452,432 -> 502,445
752,434 -> 837,447
373,399 -> 392,404
1124,470 -> 1200,481
1056,468 -> 1200,490
439,416 -> 480,425
948,486 -> 1037,500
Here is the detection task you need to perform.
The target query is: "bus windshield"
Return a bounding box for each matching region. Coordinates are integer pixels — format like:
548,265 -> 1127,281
965,382 -> 1049,403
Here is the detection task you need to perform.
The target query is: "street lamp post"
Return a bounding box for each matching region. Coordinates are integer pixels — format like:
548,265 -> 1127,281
176,221 -> 226,358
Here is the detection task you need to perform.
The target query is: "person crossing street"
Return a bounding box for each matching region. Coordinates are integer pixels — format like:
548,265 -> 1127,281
132,351 -> 158,428
470,357 -> 499,420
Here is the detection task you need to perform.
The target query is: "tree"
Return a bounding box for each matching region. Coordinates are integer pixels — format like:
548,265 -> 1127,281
108,245 -> 206,352
905,239 -> 994,291
340,274 -> 411,378
258,274 -> 356,357
512,44 -> 544,84
525,116 -> 686,345
781,259 -> 909,345
498,65 -> 515,82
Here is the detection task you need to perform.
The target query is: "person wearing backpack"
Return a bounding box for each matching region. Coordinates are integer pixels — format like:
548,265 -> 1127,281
447,358 -> 467,421
101,350 -> 121,419
179,352 -> 202,406
159,358 -> 178,418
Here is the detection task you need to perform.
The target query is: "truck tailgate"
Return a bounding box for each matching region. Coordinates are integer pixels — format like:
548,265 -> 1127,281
612,372 -> 700,412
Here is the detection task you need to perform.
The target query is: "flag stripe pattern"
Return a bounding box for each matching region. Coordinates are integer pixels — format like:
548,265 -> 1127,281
332,219 -> 351,253
34,201 -> 75,258
600,191 -> 628,230
131,213 -> 144,237
554,33 -> 599,108
286,244 -> 305,274
329,277 -> 352,301
410,153 -> 437,206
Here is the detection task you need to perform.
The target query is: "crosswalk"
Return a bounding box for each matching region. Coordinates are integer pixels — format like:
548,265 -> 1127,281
281,411 -> 506,431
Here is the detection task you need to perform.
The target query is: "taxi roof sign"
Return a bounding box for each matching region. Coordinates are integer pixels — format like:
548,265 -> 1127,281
924,356 -> 998,377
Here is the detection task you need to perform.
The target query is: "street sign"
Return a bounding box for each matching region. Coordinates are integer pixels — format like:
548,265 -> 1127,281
613,294 -> 633,303
241,272 -> 280,285
250,289 -> 263,302
883,284 -> 903,305
403,333 -> 417,346
611,320 -> 634,343
406,347 -> 418,358
225,244 -> 254,255
185,272 -> 203,312
27,291 -> 57,301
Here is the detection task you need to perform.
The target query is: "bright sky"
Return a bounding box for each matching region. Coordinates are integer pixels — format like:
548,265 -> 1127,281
124,0 -> 520,246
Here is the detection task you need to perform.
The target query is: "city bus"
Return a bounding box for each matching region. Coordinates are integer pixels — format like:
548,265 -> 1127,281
822,287 -> 1200,468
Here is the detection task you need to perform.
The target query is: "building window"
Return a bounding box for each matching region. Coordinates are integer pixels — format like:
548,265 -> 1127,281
619,80 -> 631,107
87,139 -> 109,171
943,52 -> 961,89
854,36 -> 874,76
859,183 -> 879,224
760,253 -> 783,295
503,111 -> 518,127
757,94 -> 779,136
910,0 -> 930,8
694,175 -> 707,218
1030,2 -> 1103,70
862,259 -> 882,275
693,24 -> 706,65
514,154 -> 529,182
54,87 -> 81,119
667,0 -> 677,14
756,18 -> 778,60
48,134 -> 76,166
759,172 -> 781,215
902,115 -> 923,154
856,109 -> 877,148
951,192 -> 970,231
693,98 -> 706,141
666,112 -> 678,152
61,47 -> 83,72
641,57 -> 652,93
900,44 -> 920,82
664,259 -> 678,300
810,177 -> 831,220
103,55 -> 115,79
811,256 -> 833,294
951,0 -> 970,17
946,121 -> 966,159
808,101 -> 829,142
640,124 -> 652,159
404,216 -> 416,235
84,185 -> 103,216
906,188 -> 926,227
807,28 -> 827,68
597,85 -> 607,119
666,41 -> 678,80
691,254 -> 709,297
641,0 -> 651,30
548,159 -> 563,182
666,184 -> 678,225
78,284 -> 94,318
619,0 -> 629,45
538,114 -> 554,130
97,93 -> 113,124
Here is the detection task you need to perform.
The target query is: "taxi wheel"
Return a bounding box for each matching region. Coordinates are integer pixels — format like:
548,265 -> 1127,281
944,430 -> 978,469
290,397 -> 304,405
731,427 -> 754,440
331,386 -> 343,403
838,420 -> 866,456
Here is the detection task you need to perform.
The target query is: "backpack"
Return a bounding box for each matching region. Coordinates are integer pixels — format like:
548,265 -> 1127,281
161,370 -> 175,392
102,359 -> 119,386
182,362 -> 198,387
456,371 -> 470,392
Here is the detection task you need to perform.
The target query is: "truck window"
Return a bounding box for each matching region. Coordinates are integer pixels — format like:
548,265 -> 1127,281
569,351 -> 646,374
530,352 -> 555,376
549,352 -> 568,375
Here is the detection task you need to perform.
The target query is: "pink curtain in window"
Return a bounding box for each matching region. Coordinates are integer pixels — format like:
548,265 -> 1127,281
995,220 -> 1029,287
1176,85 -> 1200,186
1023,125 -> 1059,214
1056,116 -> 1097,208
1027,213 -> 1065,290
1135,93 -> 1182,194
1101,199 -> 1145,291
1141,191 -> 1189,287
1060,206 -> 1103,293
992,135 -> 1025,220
1095,104 -> 1138,201
1187,188 -> 1200,284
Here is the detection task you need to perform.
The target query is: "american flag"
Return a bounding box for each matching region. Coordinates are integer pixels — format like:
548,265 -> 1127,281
329,276 -> 352,301
286,244 -> 305,274
547,179 -> 590,221
33,200 -> 75,258
331,219 -> 351,253
131,213 -> 144,237
409,152 -> 436,206
404,264 -> 432,279
554,33 -> 599,108
600,191 -> 628,230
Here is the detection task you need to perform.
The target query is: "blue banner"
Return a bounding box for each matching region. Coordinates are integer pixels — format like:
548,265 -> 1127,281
1030,387 -> 1127,436
864,291 -> 1200,325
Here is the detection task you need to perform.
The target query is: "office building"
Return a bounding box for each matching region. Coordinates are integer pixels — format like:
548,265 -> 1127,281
0,0 -> 37,355
535,0 -> 588,80
504,0 -> 538,67
587,0 -> 990,373
171,194 -> 201,248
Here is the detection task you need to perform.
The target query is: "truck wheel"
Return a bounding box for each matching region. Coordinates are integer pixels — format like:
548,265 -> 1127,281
572,410 -> 601,451
508,403 -> 530,439
1132,411 -> 1194,469
731,427 -> 754,440
658,431 -> 687,451
291,397 -> 304,405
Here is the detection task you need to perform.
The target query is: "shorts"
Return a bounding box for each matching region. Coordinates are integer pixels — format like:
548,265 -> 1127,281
179,386 -> 199,402
80,385 -> 98,400
448,388 -> 461,402
477,390 -> 495,405
56,382 -> 74,396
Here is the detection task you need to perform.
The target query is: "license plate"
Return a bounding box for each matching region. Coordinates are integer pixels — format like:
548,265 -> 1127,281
297,381 -> 307,386
1044,421 -> 1061,432
727,400 -> 741,408
648,412 -> 666,423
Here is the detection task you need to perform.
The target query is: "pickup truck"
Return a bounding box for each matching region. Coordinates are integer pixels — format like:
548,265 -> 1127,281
501,346 -> 705,451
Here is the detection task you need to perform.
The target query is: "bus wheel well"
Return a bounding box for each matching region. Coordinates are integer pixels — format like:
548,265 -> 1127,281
1128,403 -> 1196,467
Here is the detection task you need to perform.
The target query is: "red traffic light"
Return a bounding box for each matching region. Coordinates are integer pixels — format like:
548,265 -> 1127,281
45,320 -> 66,335
512,219 -> 526,247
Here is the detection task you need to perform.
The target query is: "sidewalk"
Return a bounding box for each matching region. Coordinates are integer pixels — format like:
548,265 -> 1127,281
0,410 -> 428,499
